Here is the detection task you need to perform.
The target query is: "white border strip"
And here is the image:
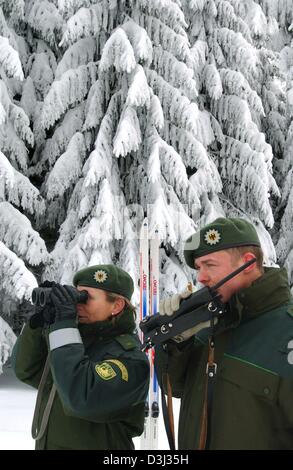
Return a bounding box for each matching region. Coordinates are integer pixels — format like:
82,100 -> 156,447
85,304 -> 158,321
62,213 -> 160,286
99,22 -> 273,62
49,328 -> 82,351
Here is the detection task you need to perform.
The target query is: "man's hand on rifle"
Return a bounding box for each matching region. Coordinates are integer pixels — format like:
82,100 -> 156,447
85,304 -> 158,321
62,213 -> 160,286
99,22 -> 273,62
159,285 -> 217,343
159,287 -> 193,316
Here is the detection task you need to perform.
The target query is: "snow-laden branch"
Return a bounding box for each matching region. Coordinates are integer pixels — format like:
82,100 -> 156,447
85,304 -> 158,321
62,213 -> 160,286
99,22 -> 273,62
152,45 -> 198,100
121,19 -> 153,64
211,28 -> 258,76
0,36 -> 24,80
148,94 -> 164,129
55,37 -> 97,78
0,316 -> 16,374
46,132 -> 86,199
0,122 -> 29,171
220,136 -> 276,227
113,105 -> 141,157
204,63 -> 223,100
26,0 -> 63,46
227,121 -> 273,165
142,13 -> 190,62
100,27 -> 136,73
0,80 -> 33,148
220,68 -> 264,115
83,79 -> 105,131
147,69 -> 214,146
0,151 -> 45,215
0,202 -> 48,265
41,62 -> 97,129
126,64 -> 151,108
0,241 -> 38,301
83,93 -> 118,192
59,4 -> 103,47
80,179 -> 123,251
136,0 -> 187,33
43,103 -> 85,166
214,0 -> 252,43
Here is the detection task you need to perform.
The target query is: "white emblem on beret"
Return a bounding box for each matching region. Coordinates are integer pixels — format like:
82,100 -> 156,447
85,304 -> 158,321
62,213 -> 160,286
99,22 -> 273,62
204,229 -> 221,245
94,270 -> 108,283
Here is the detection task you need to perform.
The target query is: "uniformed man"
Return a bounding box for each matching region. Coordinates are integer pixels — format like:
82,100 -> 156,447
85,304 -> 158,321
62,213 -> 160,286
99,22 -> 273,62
155,217 -> 293,449
12,265 -> 149,450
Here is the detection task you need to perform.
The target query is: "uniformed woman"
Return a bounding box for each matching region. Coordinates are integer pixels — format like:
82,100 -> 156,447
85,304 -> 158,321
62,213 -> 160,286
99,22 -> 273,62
12,265 -> 149,450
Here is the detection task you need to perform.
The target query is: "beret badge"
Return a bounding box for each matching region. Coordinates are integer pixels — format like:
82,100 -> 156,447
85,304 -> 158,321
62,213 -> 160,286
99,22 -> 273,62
204,228 -> 221,246
93,270 -> 108,283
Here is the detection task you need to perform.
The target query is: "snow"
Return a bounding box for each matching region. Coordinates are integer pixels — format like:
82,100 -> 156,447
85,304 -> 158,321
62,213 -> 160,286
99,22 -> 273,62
0,366 -> 36,450
0,365 -> 179,450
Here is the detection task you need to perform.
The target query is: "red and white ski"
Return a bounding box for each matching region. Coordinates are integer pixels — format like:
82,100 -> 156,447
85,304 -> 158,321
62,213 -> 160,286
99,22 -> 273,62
139,218 -> 160,450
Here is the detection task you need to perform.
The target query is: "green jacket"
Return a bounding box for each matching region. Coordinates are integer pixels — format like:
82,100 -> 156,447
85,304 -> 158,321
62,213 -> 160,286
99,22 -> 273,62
155,267 -> 293,449
12,308 -> 149,450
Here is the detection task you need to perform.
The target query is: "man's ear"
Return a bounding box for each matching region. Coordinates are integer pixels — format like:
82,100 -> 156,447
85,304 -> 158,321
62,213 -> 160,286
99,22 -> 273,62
242,252 -> 257,272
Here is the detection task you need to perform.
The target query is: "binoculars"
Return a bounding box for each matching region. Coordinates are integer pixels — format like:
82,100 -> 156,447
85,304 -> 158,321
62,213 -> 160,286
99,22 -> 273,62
32,287 -> 88,307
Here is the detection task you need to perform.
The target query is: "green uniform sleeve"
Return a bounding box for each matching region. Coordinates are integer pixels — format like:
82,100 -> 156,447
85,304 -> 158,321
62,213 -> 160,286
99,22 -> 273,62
48,321 -> 150,422
11,323 -> 48,389
155,339 -> 197,398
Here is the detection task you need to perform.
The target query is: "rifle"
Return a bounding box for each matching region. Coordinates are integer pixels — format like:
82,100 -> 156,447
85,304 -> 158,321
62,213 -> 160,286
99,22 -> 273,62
140,258 -> 256,351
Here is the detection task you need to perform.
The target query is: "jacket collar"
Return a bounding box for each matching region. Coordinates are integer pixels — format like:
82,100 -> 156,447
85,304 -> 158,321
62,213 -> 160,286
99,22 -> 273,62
78,306 -> 136,342
228,267 -> 292,324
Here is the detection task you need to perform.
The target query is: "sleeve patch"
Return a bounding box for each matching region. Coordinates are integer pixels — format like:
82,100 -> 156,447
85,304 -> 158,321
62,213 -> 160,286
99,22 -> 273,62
106,359 -> 129,382
95,362 -> 117,380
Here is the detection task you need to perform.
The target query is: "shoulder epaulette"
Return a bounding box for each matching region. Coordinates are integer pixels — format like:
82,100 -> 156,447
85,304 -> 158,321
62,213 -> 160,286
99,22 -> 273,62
115,334 -> 137,351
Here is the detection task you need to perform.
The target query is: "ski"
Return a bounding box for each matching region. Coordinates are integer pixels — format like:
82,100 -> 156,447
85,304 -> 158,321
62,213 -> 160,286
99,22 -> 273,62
139,218 -> 150,449
139,219 -> 160,450
149,228 -> 160,450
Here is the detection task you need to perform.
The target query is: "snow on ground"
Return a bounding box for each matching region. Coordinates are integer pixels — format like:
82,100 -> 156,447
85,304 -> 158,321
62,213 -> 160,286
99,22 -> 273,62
0,366 -> 36,450
0,366 -> 179,450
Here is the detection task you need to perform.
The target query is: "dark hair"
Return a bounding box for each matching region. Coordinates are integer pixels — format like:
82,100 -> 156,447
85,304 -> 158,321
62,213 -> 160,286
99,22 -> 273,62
228,246 -> 264,273
105,291 -> 136,317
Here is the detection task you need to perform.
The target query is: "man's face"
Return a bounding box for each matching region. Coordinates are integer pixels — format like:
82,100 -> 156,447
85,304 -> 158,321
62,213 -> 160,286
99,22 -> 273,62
194,250 -> 247,303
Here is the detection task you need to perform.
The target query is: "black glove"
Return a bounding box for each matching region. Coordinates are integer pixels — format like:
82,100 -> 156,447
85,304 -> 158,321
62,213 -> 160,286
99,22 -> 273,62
50,285 -> 80,323
29,304 -> 46,329
29,281 -> 57,329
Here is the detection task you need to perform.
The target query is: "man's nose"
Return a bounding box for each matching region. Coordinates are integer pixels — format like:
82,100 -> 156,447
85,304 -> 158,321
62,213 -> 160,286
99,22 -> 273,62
197,269 -> 209,285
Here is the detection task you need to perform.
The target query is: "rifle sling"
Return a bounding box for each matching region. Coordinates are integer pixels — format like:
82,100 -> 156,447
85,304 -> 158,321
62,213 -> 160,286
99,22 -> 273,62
32,354 -> 56,441
198,330 -> 231,450
161,371 -> 176,450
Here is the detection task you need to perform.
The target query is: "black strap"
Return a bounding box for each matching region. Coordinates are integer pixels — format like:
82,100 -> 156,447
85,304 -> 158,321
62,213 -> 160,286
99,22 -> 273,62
31,354 -> 56,441
204,315 -> 231,449
161,372 -> 176,450
205,337 -> 216,449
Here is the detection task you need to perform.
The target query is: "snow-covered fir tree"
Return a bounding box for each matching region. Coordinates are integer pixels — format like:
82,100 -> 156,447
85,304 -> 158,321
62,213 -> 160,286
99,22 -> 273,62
39,0 -> 224,301
0,0 -> 50,359
270,2 -> 293,288
182,0 -> 286,267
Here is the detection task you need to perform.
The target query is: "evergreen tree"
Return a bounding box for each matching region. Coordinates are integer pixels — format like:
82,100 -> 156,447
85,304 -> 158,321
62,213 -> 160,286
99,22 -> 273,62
0,0 -> 49,340
273,12 -> 293,288
183,0 -> 283,264
41,0 -> 223,300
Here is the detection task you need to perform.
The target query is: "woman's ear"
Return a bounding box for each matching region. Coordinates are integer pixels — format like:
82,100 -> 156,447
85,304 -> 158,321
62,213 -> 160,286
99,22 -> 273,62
112,297 -> 126,316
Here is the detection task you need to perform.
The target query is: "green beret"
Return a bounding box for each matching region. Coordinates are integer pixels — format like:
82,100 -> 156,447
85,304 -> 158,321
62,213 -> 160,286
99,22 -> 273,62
184,217 -> 261,269
73,264 -> 134,301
